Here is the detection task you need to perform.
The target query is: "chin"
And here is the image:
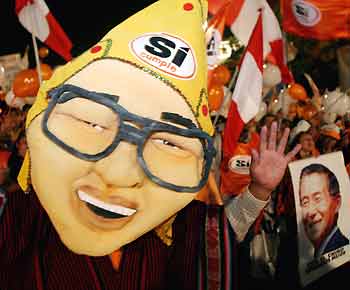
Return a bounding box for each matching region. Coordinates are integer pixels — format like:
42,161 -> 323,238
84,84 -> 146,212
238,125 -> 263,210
58,229 -> 124,256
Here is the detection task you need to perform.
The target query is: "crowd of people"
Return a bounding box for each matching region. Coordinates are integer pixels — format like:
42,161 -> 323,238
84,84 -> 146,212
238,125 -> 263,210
1,80 -> 350,289
218,97 -> 350,289
0,104 -> 28,195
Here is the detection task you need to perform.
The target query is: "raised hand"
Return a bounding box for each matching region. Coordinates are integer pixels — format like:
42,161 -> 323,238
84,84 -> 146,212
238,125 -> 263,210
249,122 -> 301,201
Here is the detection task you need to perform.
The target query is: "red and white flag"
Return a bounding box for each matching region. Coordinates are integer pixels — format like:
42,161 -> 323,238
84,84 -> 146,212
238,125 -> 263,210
216,0 -> 293,83
16,0 -> 73,61
208,0 -> 245,27
222,12 -> 263,159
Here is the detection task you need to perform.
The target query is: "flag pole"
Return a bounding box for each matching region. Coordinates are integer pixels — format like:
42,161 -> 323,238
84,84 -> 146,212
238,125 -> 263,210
31,33 -> 43,85
29,5 -> 42,85
213,66 -> 239,127
281,31 -> 289,115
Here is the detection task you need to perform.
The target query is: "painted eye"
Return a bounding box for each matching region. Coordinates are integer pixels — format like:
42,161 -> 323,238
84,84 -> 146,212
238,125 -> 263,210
153,138 -> 179,148
91,124 -> 104,132
81,120 -> 105,132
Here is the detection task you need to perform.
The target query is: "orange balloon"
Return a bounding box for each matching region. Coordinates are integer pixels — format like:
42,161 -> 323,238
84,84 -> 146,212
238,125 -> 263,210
212,65 -> 231,85
288,83 -> 308,101
302,103 -> 318,121
39,47 -> 49,59
13,69 -> 40,98
39,63 -> 53,80
208,84 -> 224,111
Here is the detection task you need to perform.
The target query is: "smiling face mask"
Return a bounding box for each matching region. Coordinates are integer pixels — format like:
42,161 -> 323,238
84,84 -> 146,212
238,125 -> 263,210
19,0 -> 215,256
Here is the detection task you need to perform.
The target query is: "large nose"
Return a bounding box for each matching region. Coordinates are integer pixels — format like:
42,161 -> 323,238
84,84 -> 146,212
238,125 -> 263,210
93,141 -> 145,188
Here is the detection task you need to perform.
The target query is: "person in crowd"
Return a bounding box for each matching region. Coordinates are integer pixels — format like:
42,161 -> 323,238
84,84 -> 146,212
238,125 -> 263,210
277,119 -> 292,142
0,109 -> 25,150
258,113 -> 278,132
299,163 -> 349,258
318,124 -> 341,154
8,130 -> 27,183
340,131 -> 350,175
0,150 -> 10,194
292,131 -> 319,160
0,150 -> 10,219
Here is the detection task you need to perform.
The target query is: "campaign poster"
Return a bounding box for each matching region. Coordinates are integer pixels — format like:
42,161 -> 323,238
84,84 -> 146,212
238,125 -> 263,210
289,151 -> 350,286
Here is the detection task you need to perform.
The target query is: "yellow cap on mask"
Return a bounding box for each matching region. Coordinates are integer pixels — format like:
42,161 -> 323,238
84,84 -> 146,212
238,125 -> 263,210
19,0 -> 213,191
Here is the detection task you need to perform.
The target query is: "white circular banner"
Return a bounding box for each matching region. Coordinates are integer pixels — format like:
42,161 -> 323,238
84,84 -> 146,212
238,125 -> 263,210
292,0 -> 321,27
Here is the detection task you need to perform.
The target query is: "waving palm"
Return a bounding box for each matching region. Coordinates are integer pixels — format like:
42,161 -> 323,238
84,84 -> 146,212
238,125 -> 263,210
249,122 -> 301,200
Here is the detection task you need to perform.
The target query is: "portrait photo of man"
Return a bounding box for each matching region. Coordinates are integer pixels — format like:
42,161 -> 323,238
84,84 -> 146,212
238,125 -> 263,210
299,163 -> 349,259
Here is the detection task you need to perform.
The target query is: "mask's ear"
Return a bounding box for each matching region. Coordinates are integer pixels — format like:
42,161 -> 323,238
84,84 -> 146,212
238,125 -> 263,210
195,171 -> 223,205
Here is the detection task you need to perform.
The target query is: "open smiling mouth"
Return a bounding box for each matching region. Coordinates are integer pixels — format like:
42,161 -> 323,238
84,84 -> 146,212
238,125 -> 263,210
77,190 -> 137,219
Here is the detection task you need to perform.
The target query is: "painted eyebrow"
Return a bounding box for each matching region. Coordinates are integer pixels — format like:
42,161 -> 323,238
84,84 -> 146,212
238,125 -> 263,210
161,112 -> 196,129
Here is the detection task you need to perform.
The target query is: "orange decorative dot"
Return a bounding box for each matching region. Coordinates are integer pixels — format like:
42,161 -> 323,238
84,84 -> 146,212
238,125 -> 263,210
183,3 -> 193,11
202,105 -> 208,116
90,45 -> 102,53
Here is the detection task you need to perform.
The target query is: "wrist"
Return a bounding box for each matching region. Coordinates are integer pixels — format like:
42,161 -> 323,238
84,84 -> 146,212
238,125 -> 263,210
248,182 -> 272,201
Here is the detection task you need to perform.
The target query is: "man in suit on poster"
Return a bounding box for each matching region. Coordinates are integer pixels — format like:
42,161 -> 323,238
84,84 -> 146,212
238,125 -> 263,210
299,163 -> 349,258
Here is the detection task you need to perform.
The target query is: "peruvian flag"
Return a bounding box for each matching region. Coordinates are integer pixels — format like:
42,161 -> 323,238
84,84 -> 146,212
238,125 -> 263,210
222,12 -> 263,159
231,0 -> 293,83
209,0 -> 293,84
16,0 -> 73,61
261,1 -> 294,83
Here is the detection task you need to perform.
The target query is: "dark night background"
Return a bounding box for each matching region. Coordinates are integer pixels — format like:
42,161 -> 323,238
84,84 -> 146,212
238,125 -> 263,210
0,0 -> 158,66
0,0 -> 343,91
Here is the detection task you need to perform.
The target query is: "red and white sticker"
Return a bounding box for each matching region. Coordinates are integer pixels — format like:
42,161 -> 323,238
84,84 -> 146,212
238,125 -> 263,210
130,33 -> 196,79
292,0 -> 321,27
228,155 -> 252,175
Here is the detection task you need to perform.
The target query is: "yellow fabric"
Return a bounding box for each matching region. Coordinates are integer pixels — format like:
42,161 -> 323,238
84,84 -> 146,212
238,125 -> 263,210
19,0 -> 213,191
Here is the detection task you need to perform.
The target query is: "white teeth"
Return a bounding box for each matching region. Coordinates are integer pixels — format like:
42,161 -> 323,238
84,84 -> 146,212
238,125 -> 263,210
77,190 -> 136,216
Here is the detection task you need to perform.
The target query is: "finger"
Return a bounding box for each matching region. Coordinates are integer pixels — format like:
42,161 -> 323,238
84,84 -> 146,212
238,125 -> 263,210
251,149 -> 260,167
277,127 -> 290,154
268,122 -> 277,151
259,126 -> 267,153
285,144 -> 302,163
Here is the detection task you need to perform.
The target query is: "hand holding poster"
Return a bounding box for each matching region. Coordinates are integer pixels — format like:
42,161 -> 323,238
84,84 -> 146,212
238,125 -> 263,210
289,152 -> 350,286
